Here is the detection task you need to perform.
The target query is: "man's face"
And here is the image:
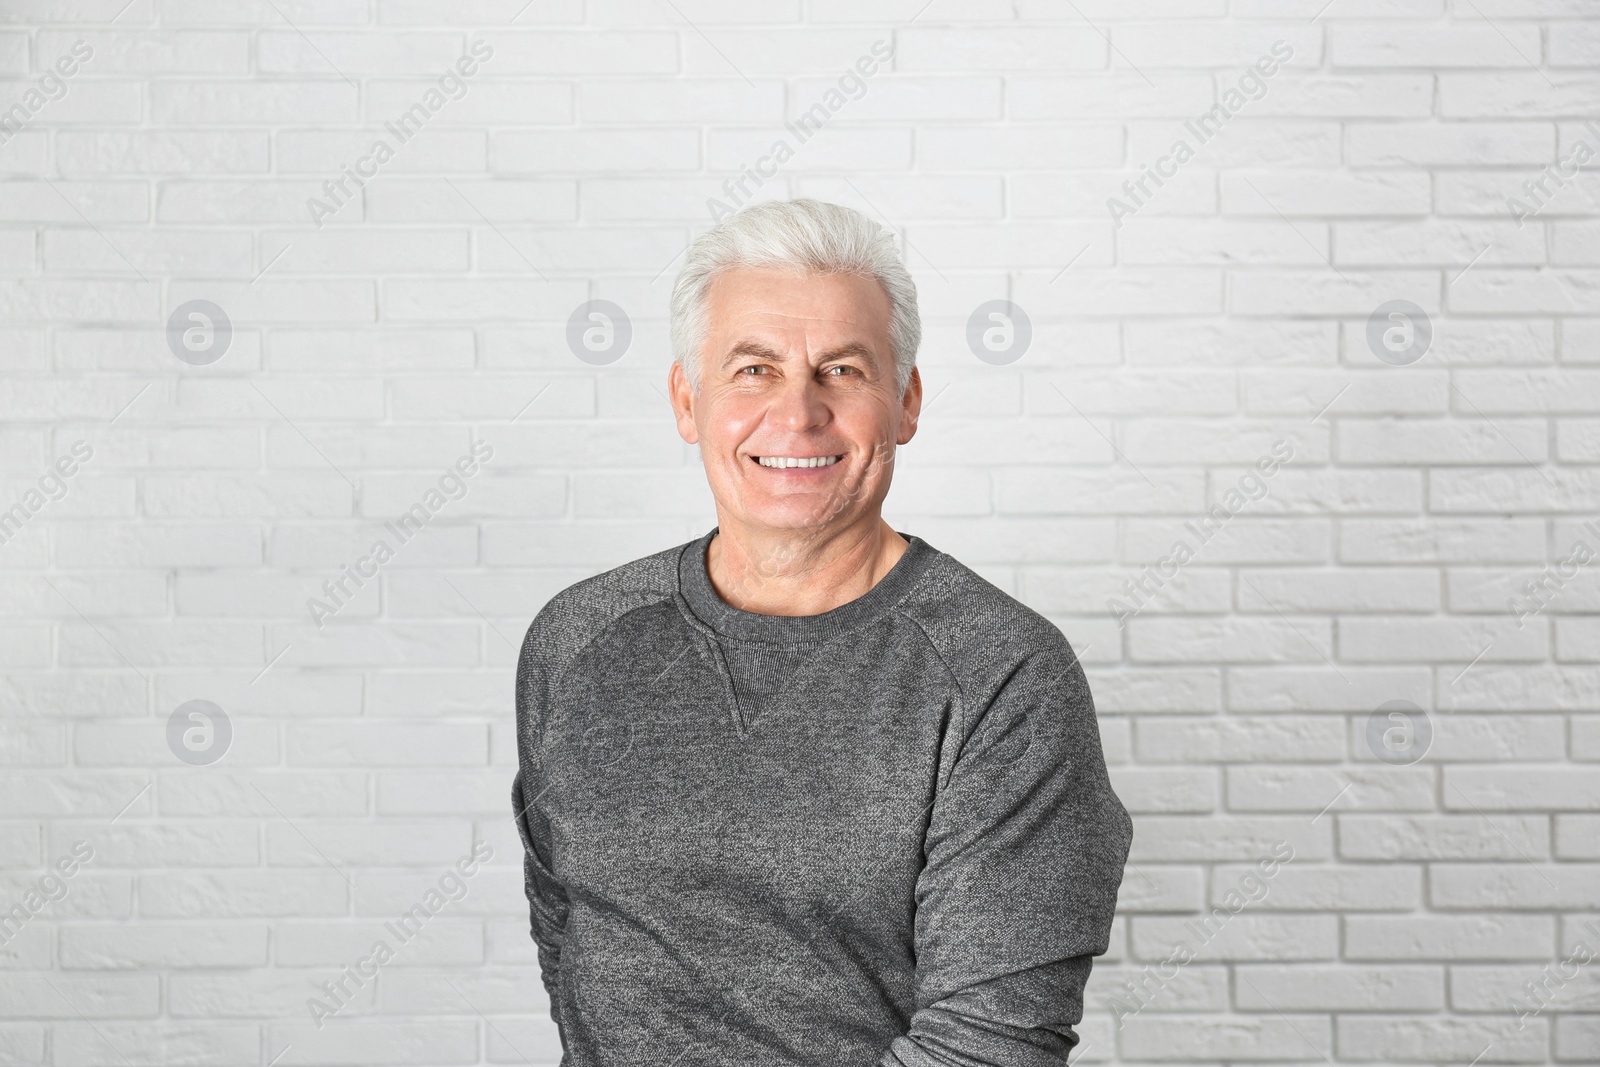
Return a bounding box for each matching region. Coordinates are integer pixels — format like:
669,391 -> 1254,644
670,266 -> 921,539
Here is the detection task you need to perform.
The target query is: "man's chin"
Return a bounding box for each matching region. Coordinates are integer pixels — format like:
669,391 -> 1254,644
732,501 -> 857,537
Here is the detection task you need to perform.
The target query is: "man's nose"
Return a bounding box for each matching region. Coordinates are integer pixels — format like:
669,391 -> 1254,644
769,371 -> 830,427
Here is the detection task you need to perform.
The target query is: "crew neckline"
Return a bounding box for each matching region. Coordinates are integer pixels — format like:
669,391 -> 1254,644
677,525 -> 934,645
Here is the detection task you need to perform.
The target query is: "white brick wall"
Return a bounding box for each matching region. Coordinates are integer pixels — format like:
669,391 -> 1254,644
1,1 -> 1596,1064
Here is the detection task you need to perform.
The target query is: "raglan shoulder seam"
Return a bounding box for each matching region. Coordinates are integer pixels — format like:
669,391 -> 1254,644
514,542 -> 689,757
889,602 -> 968,737
545,593 -> 679,695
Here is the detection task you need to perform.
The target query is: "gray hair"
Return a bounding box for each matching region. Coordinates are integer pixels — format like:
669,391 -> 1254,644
669,198 -> 921,400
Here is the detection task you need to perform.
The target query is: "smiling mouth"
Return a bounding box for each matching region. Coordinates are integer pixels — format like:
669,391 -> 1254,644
750,454 -> 845,469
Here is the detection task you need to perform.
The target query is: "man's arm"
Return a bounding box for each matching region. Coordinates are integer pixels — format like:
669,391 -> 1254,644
880,639 -> 1132,1067
513,613 -> 572,1039
511,769 -> 569,1032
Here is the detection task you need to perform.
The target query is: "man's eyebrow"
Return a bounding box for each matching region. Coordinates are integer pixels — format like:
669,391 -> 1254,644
720,341 -> 876,368
722,340 -> 783,367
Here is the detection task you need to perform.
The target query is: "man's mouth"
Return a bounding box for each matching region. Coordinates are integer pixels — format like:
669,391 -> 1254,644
750,454 -> 845,469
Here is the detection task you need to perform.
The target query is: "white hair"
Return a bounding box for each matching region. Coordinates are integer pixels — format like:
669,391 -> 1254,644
669,198 -> 920,400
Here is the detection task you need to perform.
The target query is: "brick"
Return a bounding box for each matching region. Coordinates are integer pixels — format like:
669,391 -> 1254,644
1556,814 -> 1600,858
1232,270 -> 1440,316
1137,717 -> 1345,762
1336,1015 -> 1547,1062
1011,75 -> 1217,120
52,1023 -> 259,1064
264,1021 -> 475,1065
36,30 -> 249,74
275,919 -> 483,966
1430,863 -> 1600,910
257,31 -> 467,74
1235,964 -> 1443,1010
1340,615 -> 1547,662
0,973 -> 157,1017
1121,1013 -> 1332,1059
1130,617 -> 1335,663
1238,568 -> 1437,612
1231,766 -> 1435,812
923,125 -> 1122,170
1441,73 -> 1600,118
138,871 -> 347,918
493,128 -> 699,173
1440,665 -> 1600,712
379,0 -> 583,23
1338,418 -> 1547,464
60,923 -> 268,968
170,971 -> 375,1017
1222,662 -> 1427,713
1016,167 -> 1217,218
1129,817 -> 1331,863
1346,915 -> 1555,960
897,27 -> 1104,70
1210,862 -> 1422,910
1132,915 -> 1339,962
161,0 -> 366,24
285,723 -> 486,767
1449,962 -> 1600,1012
151,80 -> 358,124
1333,24 -> 1542,68
1109,767 -> 1217,814
1340,518 -> 1547,564
57,131 -> 269,174
1337,218 -> 1545,264
1446,766 -> 1600,809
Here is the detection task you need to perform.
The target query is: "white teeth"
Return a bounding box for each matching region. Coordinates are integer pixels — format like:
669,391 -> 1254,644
757,455 -> 841,469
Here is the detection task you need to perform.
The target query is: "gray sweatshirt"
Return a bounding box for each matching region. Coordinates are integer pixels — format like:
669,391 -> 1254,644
512,526 -> 1132,1066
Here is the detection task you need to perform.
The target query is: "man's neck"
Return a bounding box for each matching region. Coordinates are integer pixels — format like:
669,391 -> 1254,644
704,519 -> 909,618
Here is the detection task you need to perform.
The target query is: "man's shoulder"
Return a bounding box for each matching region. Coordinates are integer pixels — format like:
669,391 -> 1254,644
519,535 -> 691,673
903,541 -> 1082,681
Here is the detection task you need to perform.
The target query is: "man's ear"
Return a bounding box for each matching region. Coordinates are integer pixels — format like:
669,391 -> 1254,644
668,360 -> 701,445
896,365 -> 922,446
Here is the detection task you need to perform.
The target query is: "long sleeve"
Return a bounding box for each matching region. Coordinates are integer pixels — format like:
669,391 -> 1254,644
880,638 -> 1133,1067
512,609 -> 574,1044
512,768 -> 570,1036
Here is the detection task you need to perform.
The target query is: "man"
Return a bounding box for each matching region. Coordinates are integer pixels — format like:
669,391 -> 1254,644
512,198 -> 1132,1066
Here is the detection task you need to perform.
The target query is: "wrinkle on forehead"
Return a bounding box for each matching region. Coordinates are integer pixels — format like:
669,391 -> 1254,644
702,267 -> 894,368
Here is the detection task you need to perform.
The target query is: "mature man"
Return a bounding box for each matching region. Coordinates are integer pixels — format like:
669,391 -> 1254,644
512,198 -> 1132,1066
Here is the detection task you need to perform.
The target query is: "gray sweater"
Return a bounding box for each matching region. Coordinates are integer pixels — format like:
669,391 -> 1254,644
512,526 -> 1132,1066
